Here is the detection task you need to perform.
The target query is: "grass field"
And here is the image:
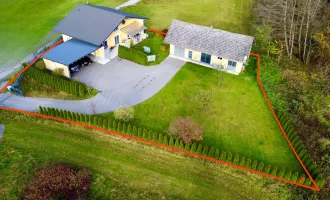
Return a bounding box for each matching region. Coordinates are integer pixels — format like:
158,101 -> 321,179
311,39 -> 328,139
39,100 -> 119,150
0,0 -> 126,69
100,61 -> 304,173
0,110 -> 293,199
122,0 -> 254,34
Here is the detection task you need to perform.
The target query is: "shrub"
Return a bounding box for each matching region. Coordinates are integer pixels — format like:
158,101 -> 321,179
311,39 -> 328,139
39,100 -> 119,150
53,68 -> 64,76
113,106 -> 134,122
127,124 -> 132,134
35,60 -> 45,70
138,128 -> 143,138
196,144 -> 203,154
179,140 -> 185,149
239,156 -> 246,166
168,117 -> 203,143
39,106 -> 44,114
304,178 -> 312,186
277,168 -> 285,178
142,129 -> 148,139
158,134 -> 163,144
202,145 -> 209,156
148,131 -> 152,141
118,45 -> 147,65
23,165 -> 91,199
117,122 -> 121,132
112,121 -> 117,130
284,170 -> 292,179
122,123 -> 127,133
208,147 -> 215,158
214,149 -> 220,159
245,158 -> 252,168
152,132 -> 158,142
130,39 -> 134,48
298,174 -> 306,183
270,166 -> 278,176
220,151 -> 227,161
169,137 -> 174,146
190,143 -> 197,152
291,172 -> 298,182
264,164 -> 271,174
132,126 -> 137,136
174,139 -> 180,148
233,154 -> 239,164
163,135 -> 169,146
251,160 -> 258,170
160,45 -> 167,52
257,162 -> 265,171
184,143 -> 191,151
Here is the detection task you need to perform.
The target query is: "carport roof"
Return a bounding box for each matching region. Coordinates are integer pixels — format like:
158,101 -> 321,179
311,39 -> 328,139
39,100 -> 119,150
43,38 -> 99,66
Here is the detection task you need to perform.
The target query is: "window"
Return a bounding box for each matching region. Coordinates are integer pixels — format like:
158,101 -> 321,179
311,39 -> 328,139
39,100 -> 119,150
103,40 -> 108,49
201,53 -> 211,64
188,51 -> 193,59
115,35 -> 120,45
228,60 -> 237,67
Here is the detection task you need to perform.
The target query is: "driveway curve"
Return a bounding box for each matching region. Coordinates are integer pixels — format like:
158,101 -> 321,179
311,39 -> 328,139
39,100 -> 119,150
0,57 -> 185,114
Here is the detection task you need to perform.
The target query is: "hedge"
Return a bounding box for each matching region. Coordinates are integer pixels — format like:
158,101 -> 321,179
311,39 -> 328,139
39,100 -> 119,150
118,45 -> 147,65
25,66 -> 94,97
276,111 -> 324,185
39,106 -> 309,185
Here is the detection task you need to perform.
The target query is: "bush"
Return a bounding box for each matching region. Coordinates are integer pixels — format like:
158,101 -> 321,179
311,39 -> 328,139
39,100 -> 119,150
113,106 -> 134,122
291,172 -> 298,182
257,162 -> 265,171
233,154 -> 239,164
169,137 -> 174,146
202,145 -> 209,156
264,164 -> 271,174
208,147 -> 215,158
23,165 -> 91,199
190,143 -> 197,152
118,45 -> 147,65
251,160 -> 258,170
174,139 -> 180,148
163,135 -> 168,146
196,144 -> 203,154
184,143 -> 191,151
130,39 -> 134,48
220,151 -> 227,160
142,129 -> 148,139
245,158 -> 252,168
160,45 -> 167,52
270,166 -> 278,176
158,134 -> 163,144
53,68 -> 64,76
226,152 -> 233,163
239,156 -> 246,166
168,117 -> 203,143
34,60 -> 45,70
214,149 -> 220,159
283,170 -> 292,179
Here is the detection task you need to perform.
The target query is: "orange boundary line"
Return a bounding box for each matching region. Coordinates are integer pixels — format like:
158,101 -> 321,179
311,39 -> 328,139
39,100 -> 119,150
0,39 -> 319,191
146,28 -> 167,36
251,53 -> 319,191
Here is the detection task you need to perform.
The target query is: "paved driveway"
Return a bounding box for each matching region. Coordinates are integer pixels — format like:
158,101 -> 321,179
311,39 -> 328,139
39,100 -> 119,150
0,57 -> 185,114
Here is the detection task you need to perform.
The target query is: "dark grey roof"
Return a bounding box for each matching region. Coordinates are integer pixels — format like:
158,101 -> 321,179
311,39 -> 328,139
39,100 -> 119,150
164,20 -> 254,62
53,4 -> 148,46
43,38 -> 99,66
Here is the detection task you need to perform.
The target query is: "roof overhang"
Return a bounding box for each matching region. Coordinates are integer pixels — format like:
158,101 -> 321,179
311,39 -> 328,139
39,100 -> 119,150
43,39 -> 99,66
121,21 -> 146,36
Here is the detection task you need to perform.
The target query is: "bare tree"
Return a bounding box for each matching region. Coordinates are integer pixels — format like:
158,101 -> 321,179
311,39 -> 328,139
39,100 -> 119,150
168,117 -> 203,143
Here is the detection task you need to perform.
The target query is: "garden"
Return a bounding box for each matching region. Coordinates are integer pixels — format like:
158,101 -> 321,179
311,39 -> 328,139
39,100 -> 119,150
118,31 -> 169,66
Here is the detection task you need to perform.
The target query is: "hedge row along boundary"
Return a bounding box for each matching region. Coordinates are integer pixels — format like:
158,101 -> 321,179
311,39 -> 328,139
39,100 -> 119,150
118,45 -> 147,65
24,66 -> 93,97
0,36 -> 321,191
38,106 -> 324,189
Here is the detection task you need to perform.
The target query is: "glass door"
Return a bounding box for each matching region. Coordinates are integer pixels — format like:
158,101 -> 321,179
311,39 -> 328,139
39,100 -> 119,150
201,53 -> 211,64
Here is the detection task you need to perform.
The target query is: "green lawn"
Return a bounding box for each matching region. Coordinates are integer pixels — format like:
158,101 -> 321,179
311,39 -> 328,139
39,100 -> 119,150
122,0 -> 254,34
0,0 -> 127,69
104,60 -> 303,173
0,110 -> 293,199
133,33 -> 169,65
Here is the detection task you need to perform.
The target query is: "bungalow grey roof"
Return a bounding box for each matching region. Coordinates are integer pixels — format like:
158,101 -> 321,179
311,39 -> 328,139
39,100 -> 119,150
164,20 -> 254,62
53,4 -> 148,46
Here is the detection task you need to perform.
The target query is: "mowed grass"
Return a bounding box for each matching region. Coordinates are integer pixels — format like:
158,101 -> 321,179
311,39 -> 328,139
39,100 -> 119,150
125,60 -> 304,173
0,110 -> 292,199
122,0 -> 254,34
0,0 -> 126,69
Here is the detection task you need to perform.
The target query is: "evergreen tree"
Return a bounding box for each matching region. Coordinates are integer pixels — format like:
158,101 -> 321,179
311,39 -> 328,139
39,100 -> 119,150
142,129 -> 148,139
245,158 -> 252,168
169,137 -> 174,146
158,134 -> 163,144
93,116 -> 97,125
174,139 -> 180,148
47,107 -> 52,116
163,135 -> 169,146
75,113 -> 80,122
196,144 -> 203,154
51,108 -> 56,117
226,152 -> 233,163
80,114 -> 84,122
264,164 -> 272,174
179,140 -> 185,149
112,121 -> 117,130
208,147 -> 215,158
117,122 -> 121,132
291,172 -> 298,182
39,106 -> 44,114
60,110 -> 64,118
148,131 -> 153,141
257,162 -> 265,172
277,168 -> 285,178
122,123 -> 127,133
67,111 -> 72,120
132,126 -> 137,136
202,145 -> 209,156
88,115 -> 92,125
79,85 -> 85,97
63,110 -> 68,119
251,160 -> 258,170
233,154 -> 239,165
214,149 -> 220,159
184,143 -> 190,151
152,132 -> 158,142
304,178 -> 311,186
190,143 -> 197,153
220,151 -> 227,161
108,120 -> 112,130
55,109 -> 60,117
239,156 -> 246,166
126,124 -> 132,135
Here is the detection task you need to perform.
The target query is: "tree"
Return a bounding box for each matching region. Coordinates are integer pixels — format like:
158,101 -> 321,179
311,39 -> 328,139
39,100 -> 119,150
168,117 -> 203,143
114,106 -> 134,122
312,26 -> 330,74
214,65 -> 225,87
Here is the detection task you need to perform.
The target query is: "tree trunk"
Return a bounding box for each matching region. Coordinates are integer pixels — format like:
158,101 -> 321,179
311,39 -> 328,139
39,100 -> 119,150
284,0 -> 290,56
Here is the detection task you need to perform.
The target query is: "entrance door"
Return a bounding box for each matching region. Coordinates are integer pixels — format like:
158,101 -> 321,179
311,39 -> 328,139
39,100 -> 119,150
201,53 -> 211,64
114,35 -> 120,46
174,46 -> 185,57
227,60 -> 237,72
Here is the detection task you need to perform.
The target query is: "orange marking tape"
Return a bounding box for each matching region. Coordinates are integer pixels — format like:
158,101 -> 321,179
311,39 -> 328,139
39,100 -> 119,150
0,39 -> 319,191
146,28 -> 167,35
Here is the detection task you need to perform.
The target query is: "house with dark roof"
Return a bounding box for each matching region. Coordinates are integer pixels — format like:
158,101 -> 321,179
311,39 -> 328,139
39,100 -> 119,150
42,4 -> 149,78
164,20 -> 254,75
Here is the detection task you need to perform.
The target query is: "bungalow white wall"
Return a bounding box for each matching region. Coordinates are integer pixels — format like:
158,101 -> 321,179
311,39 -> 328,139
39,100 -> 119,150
43,59 -> 71,78
169,44 -> 244,74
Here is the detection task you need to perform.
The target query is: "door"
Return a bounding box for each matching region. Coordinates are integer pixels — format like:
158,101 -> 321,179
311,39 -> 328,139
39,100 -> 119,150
201,53 -> 211,64
174,46 -> 185,57
227,60 -> 237,72
188,51 -> 193,59
114,35 -> 120,46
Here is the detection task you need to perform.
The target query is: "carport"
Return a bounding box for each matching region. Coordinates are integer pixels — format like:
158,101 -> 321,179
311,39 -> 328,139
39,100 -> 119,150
42,38 -> 99,78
